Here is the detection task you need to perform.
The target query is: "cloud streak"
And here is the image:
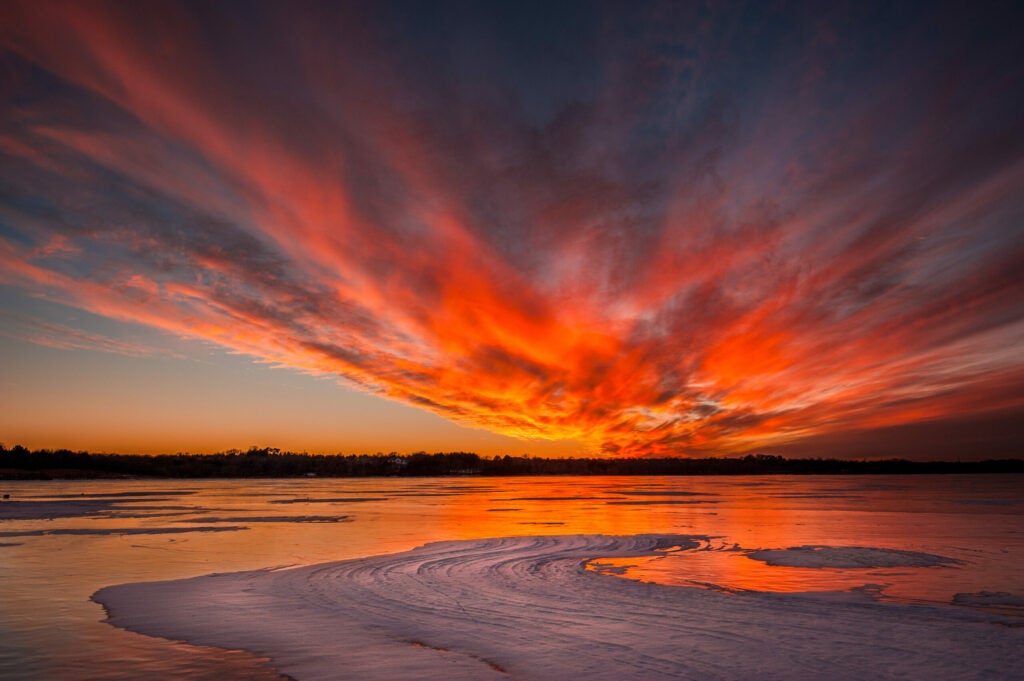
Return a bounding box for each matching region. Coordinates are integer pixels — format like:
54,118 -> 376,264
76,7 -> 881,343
1,1 -> 1022,455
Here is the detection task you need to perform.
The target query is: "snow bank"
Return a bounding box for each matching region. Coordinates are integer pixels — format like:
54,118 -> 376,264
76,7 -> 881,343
94,534 -> 1021,681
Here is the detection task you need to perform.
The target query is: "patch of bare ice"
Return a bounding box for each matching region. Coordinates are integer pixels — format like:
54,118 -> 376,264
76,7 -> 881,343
605,499 -> 720,505
176,515 -> 351,524
1,526 -> 247,537
746,545 -> 959,568
953,592 -> 1024,608
0,498 -> 201,520
507,496 -> 611,501
0,499 -> 120,520
613,490 -> 716,497
34,491 -> 195,498
269,497 -> 386,504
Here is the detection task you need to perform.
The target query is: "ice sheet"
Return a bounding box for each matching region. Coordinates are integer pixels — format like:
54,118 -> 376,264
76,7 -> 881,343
94,534 -> 1023,680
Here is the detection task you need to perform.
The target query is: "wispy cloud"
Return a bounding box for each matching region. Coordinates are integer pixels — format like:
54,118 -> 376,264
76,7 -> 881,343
0,313 -> 174,358
1,1 -> 1022,455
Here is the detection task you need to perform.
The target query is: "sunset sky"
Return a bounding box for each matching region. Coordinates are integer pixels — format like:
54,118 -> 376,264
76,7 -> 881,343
1,1 -> 1022,458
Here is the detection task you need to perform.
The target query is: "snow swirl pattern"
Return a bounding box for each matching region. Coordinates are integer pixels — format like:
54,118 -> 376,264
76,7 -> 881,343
94,534 -> 1023,680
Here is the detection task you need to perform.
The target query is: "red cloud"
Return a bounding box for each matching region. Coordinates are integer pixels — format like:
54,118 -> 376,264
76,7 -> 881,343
2,1 -> 1022,456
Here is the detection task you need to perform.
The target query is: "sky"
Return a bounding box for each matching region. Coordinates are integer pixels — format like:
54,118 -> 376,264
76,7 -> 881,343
1,0 -> 1022,459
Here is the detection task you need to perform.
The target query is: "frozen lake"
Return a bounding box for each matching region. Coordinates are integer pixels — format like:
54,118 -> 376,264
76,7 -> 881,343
1,475 -> 1022,679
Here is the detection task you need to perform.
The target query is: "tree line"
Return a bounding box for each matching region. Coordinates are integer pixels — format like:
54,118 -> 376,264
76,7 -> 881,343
1,444 -> 1021,479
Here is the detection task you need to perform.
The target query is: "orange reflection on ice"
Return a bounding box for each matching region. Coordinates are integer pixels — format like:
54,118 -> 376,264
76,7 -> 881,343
428,477 -> 667,541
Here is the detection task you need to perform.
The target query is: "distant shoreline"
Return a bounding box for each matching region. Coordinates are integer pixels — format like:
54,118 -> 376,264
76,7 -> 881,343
1,445 -> 1021,479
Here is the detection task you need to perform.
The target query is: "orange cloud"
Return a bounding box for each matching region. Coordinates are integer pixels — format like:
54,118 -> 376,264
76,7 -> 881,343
1,1 -> 1022,456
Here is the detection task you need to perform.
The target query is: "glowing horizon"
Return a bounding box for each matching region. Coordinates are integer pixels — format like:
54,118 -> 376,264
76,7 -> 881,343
1,1 -> 1022,458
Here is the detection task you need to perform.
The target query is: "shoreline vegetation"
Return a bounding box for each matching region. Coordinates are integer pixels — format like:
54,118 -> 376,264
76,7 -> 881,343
1,444 -> 1021,479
